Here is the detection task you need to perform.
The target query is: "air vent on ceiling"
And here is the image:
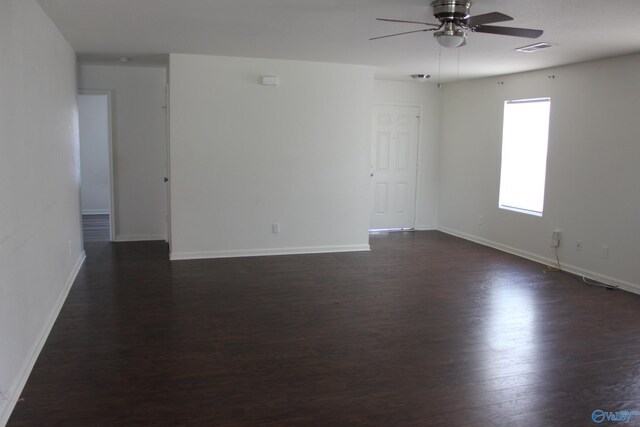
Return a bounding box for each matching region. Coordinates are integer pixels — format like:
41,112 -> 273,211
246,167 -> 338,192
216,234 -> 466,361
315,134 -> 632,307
515,42 -> 555,53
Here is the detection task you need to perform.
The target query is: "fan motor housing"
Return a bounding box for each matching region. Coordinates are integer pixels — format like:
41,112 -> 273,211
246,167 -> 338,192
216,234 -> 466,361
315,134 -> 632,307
431,0 -> 471,21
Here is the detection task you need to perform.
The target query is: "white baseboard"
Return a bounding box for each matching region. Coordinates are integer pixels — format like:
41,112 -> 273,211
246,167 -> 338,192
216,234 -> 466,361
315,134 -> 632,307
438,226 -> 640,295
81,209 -> 109,215
0,251 -> 86,427
415,225 -> 437,231
115,234 -> 166,242
170,244 -> 371,261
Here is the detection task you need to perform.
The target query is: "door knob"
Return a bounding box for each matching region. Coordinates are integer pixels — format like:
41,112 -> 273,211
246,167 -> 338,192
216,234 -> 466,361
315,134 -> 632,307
164,177 -> 168,182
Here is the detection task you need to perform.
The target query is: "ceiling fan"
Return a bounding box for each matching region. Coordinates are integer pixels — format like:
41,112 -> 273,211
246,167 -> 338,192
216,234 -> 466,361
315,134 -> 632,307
371,0 -> 543,48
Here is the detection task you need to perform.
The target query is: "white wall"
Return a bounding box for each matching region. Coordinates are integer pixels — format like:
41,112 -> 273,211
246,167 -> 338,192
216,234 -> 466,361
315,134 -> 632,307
0,1 -> 83,424
169,54 -> 373,259
374,80 -> 442,230
438,54 -> 640,292
79,94 -> 110,215
78,64 -> 167,242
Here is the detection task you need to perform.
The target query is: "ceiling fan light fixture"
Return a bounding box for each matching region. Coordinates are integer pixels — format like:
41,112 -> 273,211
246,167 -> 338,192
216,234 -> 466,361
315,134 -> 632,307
434,32 -> 466,48
434,23 -> 467,48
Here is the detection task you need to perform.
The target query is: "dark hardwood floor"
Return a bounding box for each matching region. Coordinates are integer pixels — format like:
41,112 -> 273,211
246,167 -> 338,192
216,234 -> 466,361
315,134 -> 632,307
8,232 -> 640,426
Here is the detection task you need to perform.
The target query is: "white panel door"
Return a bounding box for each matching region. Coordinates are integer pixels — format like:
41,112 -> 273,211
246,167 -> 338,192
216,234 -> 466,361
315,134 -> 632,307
370,105 -> 419,230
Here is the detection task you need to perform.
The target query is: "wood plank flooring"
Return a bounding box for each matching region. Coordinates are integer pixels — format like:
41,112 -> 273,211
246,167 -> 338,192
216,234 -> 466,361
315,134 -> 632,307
8,232 -> 640,426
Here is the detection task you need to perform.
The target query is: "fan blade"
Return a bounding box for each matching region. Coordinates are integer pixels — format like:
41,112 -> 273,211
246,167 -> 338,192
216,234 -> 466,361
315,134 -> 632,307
376,18 -> 441,27
370,28 -> 436,41
474,25 -> 543,38
467,12 -> 513,26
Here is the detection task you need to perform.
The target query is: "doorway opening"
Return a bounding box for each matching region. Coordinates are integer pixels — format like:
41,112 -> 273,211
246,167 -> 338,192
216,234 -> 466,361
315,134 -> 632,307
78,91 -> 115,242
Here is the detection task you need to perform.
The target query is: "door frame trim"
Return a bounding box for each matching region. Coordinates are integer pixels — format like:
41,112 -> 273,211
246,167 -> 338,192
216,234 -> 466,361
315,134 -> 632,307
78,90 -> 117,242
164,83 -> 171,248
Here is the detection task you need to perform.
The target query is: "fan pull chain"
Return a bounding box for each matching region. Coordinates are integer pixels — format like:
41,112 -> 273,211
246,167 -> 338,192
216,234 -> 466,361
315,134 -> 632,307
437,46 -> 442,88
457,47 -> 460,81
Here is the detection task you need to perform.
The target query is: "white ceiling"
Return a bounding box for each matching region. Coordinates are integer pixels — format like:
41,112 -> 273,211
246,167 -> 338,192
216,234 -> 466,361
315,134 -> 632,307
37,0 -> 640,82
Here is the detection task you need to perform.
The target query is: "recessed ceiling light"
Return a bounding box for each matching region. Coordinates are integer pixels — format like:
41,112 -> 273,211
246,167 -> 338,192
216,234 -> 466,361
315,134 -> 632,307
411,74 -> 431,81
119,57 -> 132,63
515,42 -> 555,53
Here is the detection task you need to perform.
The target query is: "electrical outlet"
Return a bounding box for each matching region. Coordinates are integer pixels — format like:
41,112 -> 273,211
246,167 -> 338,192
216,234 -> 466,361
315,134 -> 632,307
576,240 -> 583,251
601,245 -> 609,259
478,215 -> 484,226
272,223 -> 280,234
551,230 -> 561,248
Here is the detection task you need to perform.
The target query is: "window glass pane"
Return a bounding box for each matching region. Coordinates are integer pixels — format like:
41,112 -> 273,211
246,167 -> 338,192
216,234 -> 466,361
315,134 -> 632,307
499,98 -> 551,216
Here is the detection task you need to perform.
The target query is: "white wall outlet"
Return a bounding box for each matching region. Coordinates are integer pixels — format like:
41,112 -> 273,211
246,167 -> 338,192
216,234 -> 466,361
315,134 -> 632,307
272,223 -> 280,234
601,245 -> 609,259
260,76 -> 279,86
478,215 -> 484,226
551,230 -> 561,247
576,240 -> 583,251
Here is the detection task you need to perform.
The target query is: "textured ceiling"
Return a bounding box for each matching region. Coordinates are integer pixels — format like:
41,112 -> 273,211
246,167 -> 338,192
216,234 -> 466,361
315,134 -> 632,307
37,0 -> 640,82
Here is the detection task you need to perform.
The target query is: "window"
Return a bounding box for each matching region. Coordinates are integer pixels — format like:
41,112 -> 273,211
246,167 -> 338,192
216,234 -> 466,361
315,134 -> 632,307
499,98 -> 551,216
